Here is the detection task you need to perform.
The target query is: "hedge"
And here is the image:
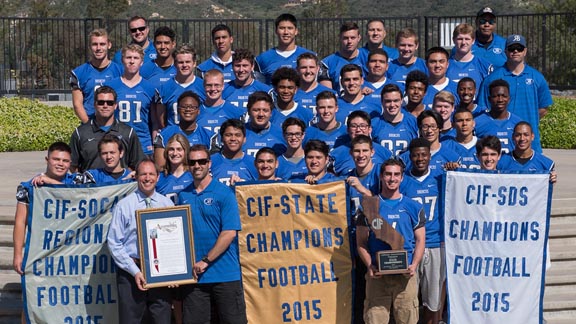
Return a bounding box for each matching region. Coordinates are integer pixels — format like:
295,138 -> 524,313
540,97 -> 576,149
0,96 -> 574,152
0,98 -> 78,152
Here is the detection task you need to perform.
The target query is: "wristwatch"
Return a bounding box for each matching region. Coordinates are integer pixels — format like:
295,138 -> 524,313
201,256 -> 212,265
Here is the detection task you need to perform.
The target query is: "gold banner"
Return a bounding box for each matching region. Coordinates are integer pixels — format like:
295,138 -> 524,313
236,181 -> 352,323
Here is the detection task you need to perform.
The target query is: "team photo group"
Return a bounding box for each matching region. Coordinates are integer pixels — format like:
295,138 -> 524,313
14,5 -> 556,324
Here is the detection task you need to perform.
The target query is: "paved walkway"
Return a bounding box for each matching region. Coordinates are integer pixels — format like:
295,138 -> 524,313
0,149 -> 575,213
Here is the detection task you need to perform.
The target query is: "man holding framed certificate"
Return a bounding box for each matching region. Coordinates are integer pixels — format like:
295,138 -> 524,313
177,144 -> 247,324
356,158 -> 426,324
107,159 -> 174,324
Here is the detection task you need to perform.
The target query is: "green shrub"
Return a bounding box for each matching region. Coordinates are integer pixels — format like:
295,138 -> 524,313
0,97 -> 78,152
541,97 -> 576,149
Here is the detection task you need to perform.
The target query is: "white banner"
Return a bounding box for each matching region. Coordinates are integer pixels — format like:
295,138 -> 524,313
23,182 -> 138,324
444,171 -> 551,324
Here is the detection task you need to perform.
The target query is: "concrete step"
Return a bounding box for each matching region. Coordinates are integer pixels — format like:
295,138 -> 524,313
549,243 -> 576,262
0,246 -> 13,271
549,222 -> 576,238
545,317 -> 576,324
544,290 -> 576,311
0,224 -> 13,247
0,212 -> 14,225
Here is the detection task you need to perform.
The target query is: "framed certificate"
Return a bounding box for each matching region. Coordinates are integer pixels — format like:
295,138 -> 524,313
136,205 -> 196,288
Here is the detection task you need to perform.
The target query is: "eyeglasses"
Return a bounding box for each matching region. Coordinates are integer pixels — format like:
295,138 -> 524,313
188,158 -> 210,166
349,124 -> 369,130
478,18 -> 495,25
130,26 -> 147,33
284,132 -> 303,138
179,105 -> 199,111
420,125 -> 439,131
507,45 -> 525,53
96,100 -> 115,106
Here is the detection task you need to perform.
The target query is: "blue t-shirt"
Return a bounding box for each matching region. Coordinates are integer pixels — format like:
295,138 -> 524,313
105,77 -> 156,155
197,101 -> 243,138
498,151 -> 555,172
474,111 -> 523,154
155,76 -> 206,126
359,44 -> 399,62
360,194 -> 425,265
422,79 -> 460,110
156,171 -> 193,204
294,84 -> 336,113
441,137 -> 482,170
330,141 -> 392,176
400,143 -> 459,173
70,61 -> 123,118
275,155 -> 306,180
244,123 -> 286,157
446,55 -> 492,87
387,58 -> 428,91
198,53 -> 235,83
401,169 -> 443,247
336,95 -> 382,123
305,122 -> 348,149
270,103 -> 315,129
77,168 -> 132,184
177,178 -> 242,283
256,46 -> 316,84
372,113 -> 419,156
222,79 -> 272,110
140,61 -> 177,89
154,125 -> 212,149
113,41 -> 157,66
210,153 -> 258,186
472,33 -> 507,68
320,51 -> 366,93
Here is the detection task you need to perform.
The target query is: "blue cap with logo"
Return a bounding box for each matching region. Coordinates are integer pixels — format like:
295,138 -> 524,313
506,34 -> 527,48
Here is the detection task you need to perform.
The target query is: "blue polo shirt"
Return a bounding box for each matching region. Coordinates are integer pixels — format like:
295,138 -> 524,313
477,64 -> 553,152
178,178 -> 242,283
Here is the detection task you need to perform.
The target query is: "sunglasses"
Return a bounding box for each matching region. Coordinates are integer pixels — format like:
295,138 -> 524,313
96,100 -> 115,106
478,18 -> 495,25
507,45 -> 526,53
130,26 -> 147,33
188,158 -> 210,166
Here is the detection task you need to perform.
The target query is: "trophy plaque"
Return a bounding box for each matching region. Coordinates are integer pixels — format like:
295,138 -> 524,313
362,196 -> 410,275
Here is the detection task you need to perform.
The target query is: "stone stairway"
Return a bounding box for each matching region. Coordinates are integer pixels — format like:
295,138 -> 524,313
1,201 -> 576,323
544,207 -> 576,324
0,207 -> 23,324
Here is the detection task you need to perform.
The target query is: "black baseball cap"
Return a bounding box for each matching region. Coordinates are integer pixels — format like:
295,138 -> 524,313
477,7 -> 496,18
